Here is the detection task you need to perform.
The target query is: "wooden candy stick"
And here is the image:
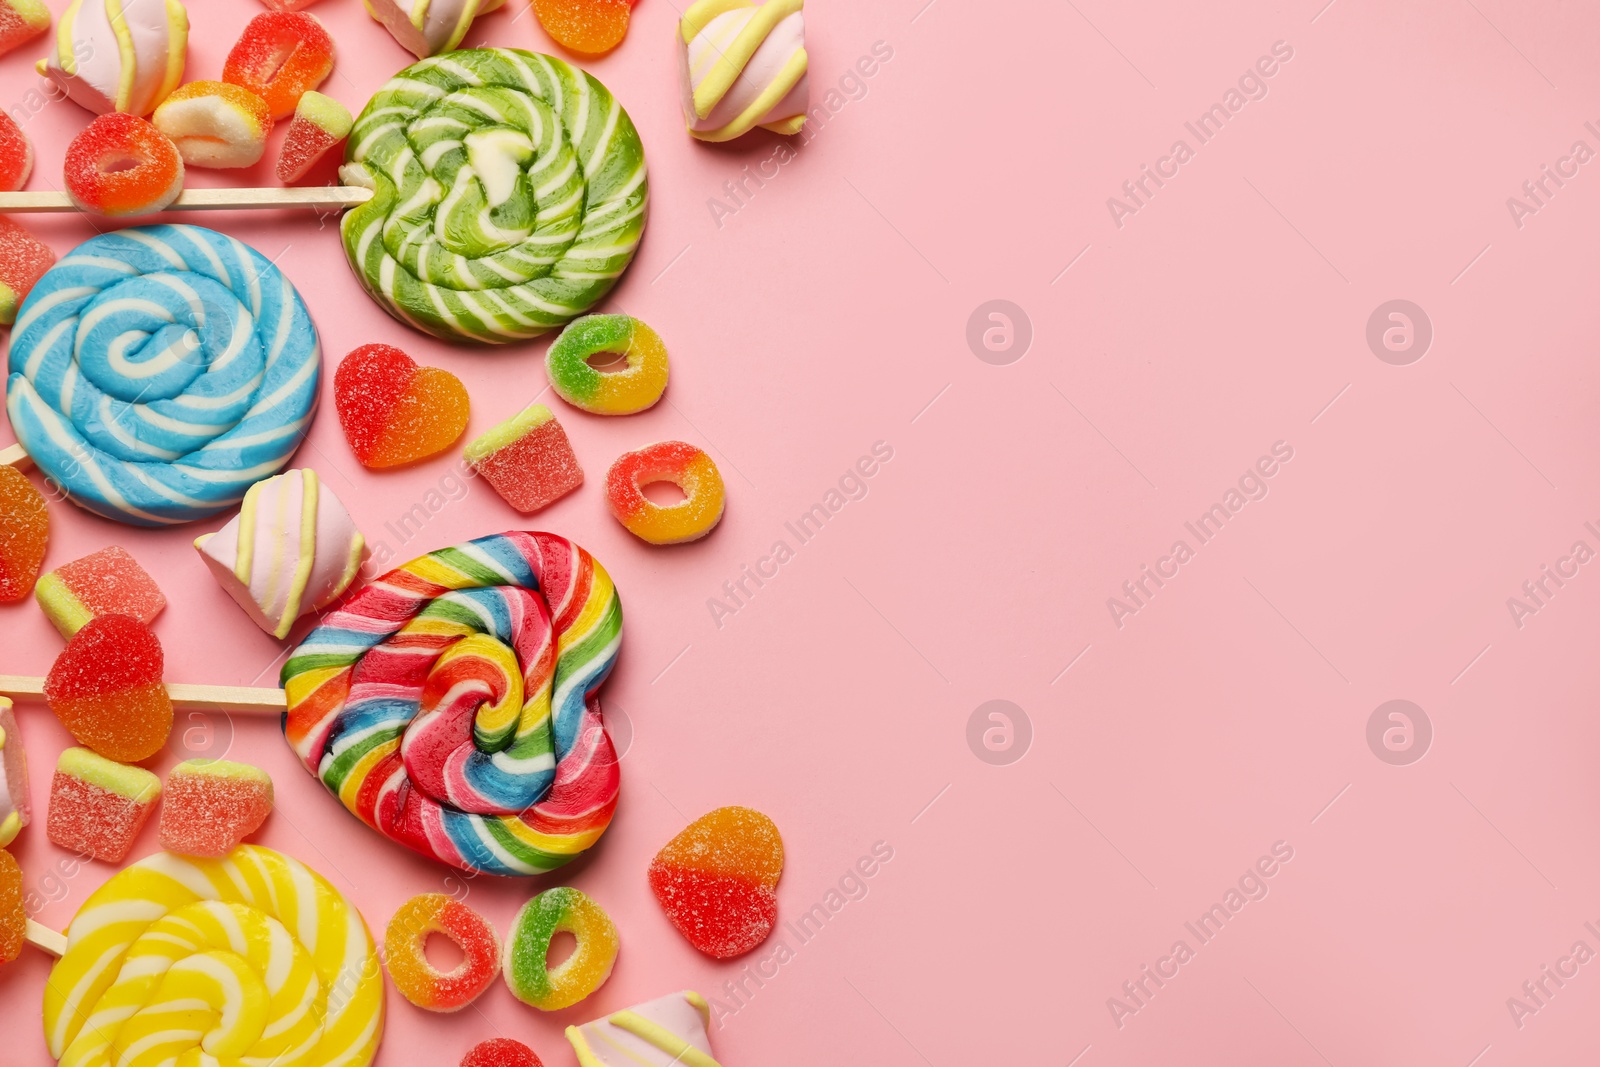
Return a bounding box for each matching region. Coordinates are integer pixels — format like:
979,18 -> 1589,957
0,675 -> 285,714
26,919 -> 66,958
0,445 -> 27,470
0,187 -> 373,213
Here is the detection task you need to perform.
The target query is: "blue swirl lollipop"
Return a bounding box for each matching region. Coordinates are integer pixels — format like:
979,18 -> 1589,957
6,225 -> 320,526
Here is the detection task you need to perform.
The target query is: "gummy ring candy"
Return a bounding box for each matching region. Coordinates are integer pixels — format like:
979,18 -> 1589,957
44,845 -> 384,1066
5,225 -> 321,526
546,315 -> 669,415
340,48 -> 649,344
63,113 -> 184,217
385,893 -> 502,1012
282,531 -> 623,877
504,886 -> 618,1010
606,441 -> 726,544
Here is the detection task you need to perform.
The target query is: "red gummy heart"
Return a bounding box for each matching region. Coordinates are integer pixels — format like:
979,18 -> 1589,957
334,344 -> 470,468
647,806 -> 783,958
44,614 -> 172,763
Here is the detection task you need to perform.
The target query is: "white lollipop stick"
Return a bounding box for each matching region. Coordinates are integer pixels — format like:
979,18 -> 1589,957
0,445 -> 27,470
26,919 -> 66,958
0,187 -> 373,213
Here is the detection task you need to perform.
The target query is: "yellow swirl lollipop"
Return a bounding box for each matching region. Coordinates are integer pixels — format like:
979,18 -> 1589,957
43,845 -> 384,1067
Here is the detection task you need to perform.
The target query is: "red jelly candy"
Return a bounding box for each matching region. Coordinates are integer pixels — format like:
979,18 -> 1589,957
464,403 -> 583,514
64,112 -> 184,217
461,1040 -> 543,1067
276,90 -> 351,183
223,12 -> 335,120
158,759 -> 273,856
44,613 -> 173,763
0,0 -> 49,60
648,805 -> 784,959
0,216 -> 55,325
334,344 -> 470,468
46,747 -> 161,863
0,465 -> 48,601
0,108 -> 32,191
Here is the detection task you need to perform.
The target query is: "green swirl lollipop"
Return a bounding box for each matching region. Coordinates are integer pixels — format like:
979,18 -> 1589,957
341,49 -> 649,345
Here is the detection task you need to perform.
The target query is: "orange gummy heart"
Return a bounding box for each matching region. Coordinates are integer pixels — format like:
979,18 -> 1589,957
334,344 -> 470,468
44,613 -> 173,763
647,806 -> 784,958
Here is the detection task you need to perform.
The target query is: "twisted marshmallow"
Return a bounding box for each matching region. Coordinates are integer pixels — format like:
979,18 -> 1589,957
39,0 -> 189,116
679,0 -> 808,142
364,0 -> 508,58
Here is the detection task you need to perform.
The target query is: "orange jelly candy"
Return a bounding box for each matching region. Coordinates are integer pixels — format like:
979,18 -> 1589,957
534,0 -> 630,55
648,805 -> 784,959
334,344 -> 470,468
44,613 -> 173,763
223,12 -> 335,119
0,465 -> 47,602
0,848 -> 22,963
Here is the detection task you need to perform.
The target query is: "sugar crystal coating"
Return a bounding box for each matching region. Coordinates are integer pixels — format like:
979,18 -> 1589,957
159,759 -> 274,856
648,805 -> 783,958
36,545 -> 166,637
0,465 -> 48,600
504,886 -> 618,1010
63,112 -> 183,216
465,403 -> 583,513
384,893 -> 502,1011
46,746 -> 161,862
0,0 -> 50,59
44,613 -> 172,762
276,90 -> 352,182
152,81 -> 273,169
0,849 -> 21,962
0,107 -> 33,191
334,344 -> 470,468
0,215 -> 55,325
223,12 -> 335,119
534,0 -> 629,55
462,1039 -> 544,1067
605,441 -> 726,545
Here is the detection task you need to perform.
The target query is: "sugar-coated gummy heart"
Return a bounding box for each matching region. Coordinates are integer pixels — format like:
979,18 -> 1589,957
335,344 -> 470,468
648,806 -> 783,959
0,699 -> 30,848
153,81 -> 273,168
0,107 -> 33,191
504,886 -> 618,1010
45,613 -> 173,762
0,849 -> 22,962
224,12 -> 335,120
196,468 -> 367,639
36,545 -> 166,637
158,759 -> 274,856
679,0 -> 810,142
340,49 -> 648,344
546,315 -> 669,415
63,112 -> 183,216
39,0 -> 188,116
565,991 -> 723,1066
465,403 -> 583,514
366,0 -> 509,58
0,0 -> 49,59
46,746 -> 161,862
6,225 -> 321,526
43,845 -> 385,1066
534,0 -> 630,55
385,893 -> 503,1011
463,1039 -> 544,1067
0,215 -> 55,326
0,465 -> 48,601
606,441 -> 726,545
277,90 -> 352,183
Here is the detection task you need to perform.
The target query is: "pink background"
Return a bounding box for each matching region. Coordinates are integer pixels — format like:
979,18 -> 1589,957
4,0 -> 1600,1063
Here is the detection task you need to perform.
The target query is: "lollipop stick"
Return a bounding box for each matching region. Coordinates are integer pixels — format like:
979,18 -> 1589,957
0,675 -> 285,714
26,919 -> 66,958
0,444 -> 27,470
0,187 -> 373,214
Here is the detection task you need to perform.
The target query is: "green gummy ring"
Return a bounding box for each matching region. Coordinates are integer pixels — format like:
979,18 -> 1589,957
340,49 -> 649,345
546,314 -> 669,415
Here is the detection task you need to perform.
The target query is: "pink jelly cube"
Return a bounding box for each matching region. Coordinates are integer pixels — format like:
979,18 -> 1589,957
158,759 -> 274,856
35,545 -> 166,638
46,747 -> 160,862
464,403 -> 584,514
